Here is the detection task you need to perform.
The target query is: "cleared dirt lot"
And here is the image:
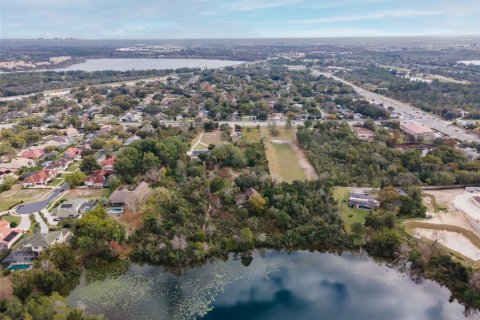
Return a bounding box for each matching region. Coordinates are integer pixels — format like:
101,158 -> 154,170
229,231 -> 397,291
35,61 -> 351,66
422,189 -> 474,232
404,189 -> 480,265
414,228 -> 480,261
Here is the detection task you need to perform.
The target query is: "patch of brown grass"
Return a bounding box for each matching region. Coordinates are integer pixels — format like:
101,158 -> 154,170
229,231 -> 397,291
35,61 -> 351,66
116,210 -> 144,236
0,277 -> 13,299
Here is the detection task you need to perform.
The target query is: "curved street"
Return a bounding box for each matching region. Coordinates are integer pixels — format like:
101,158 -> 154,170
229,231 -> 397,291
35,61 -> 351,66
15,184 -> 68,215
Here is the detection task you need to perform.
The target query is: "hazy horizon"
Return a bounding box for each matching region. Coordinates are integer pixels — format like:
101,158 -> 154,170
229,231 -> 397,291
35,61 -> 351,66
1,0 -> 479,39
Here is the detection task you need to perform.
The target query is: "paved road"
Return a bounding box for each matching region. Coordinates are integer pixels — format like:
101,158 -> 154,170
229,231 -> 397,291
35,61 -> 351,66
316,71 -> 480,144
16,184 -> 68,214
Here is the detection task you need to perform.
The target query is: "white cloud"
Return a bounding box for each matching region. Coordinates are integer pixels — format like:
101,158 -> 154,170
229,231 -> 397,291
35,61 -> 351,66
290,10 -> 442,24
227,0 -> 300,12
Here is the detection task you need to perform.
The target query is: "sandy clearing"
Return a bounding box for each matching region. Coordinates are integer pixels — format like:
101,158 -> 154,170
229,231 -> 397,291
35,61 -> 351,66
453,192 -> 480,221
414,228 -> 480,261
422,190 -> 476,233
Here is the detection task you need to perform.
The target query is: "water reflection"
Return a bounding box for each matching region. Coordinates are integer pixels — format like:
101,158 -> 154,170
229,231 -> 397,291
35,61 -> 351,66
68,250 -> 475,320
51,58 -> 244,72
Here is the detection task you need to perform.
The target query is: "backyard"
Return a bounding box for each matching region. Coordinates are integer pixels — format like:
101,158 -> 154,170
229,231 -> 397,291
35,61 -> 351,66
191,130 -> 227,151
333,187 -> 370,234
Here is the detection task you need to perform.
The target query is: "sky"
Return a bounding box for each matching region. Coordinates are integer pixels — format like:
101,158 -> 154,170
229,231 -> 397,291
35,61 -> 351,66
1,0 -> 479,39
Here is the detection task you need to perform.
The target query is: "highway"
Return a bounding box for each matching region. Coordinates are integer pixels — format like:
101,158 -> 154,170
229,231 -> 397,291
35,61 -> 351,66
315,71 -> 480,144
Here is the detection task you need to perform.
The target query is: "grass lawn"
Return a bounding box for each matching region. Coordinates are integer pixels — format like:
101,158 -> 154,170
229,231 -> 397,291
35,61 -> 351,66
261,126 -> 308,182
0,185 -> 50,211
0,214 -> 21,226
48,178 -> 64,187
67,162 -> 80,172
240,127 -> 262,144
63,188 -> 106,201
192,130 -> 227,151
202,130 -> 225,145
266,142 -> 307,182
333,187 -> 370,234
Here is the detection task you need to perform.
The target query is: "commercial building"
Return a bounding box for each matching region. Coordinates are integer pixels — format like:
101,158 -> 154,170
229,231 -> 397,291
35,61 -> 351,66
400,122 -> 435,142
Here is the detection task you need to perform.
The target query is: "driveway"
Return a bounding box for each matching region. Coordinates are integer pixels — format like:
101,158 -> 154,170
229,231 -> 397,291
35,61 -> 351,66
17,214 -> 31,231
16,184 -> 68,215
33,212 -> 49,234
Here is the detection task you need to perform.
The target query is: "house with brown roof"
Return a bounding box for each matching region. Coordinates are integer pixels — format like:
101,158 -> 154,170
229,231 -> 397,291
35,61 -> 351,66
45,158 -> 72,171
101,157 -> 116,170
64,147 -> 82,160
352,126 -> 376,141
109,182 -> 148,207
19,149 -> 45,160
235,187 -> 261,206
85,169 -> 113,188
0,220 -> 22,249
22,169 -> 56,187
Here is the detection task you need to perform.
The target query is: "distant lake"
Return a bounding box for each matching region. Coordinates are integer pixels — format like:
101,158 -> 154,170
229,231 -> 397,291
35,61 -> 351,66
49,58 -> 244,72
68,250 -> 475,320
457,60 -> 480,66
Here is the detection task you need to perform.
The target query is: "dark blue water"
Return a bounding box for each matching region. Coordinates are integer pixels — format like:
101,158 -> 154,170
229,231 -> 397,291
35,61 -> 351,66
68,250 -> 476,320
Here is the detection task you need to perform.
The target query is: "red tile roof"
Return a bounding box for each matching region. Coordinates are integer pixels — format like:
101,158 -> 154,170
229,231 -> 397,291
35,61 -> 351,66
24,169 -> 55,184
101,157 -> 115,167
64,147 -> 81,158
20,149 -> 45,159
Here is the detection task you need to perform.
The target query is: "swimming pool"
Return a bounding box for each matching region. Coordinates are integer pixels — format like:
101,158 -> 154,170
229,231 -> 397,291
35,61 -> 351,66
8,264 -> 31,271
107,207 -> 124,215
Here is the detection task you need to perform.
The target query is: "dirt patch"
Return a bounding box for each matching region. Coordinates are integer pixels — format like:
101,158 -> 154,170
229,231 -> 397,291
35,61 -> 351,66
415,228 -> 480,261
115,210 -> 144,236
421,190 -> 476,233
0,277 -> 13,299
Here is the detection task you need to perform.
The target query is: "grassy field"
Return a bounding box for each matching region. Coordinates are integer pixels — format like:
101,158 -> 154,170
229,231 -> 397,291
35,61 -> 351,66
333,187 -> 370,234
0,185 -> 50,211
261,126 -> 312,182
240,127 -> 262,144
0,214 -> 21,226
191,130 -> 227,151
62,188 -> 106,201
48,178 -> 64,186
66,162 -> 80,172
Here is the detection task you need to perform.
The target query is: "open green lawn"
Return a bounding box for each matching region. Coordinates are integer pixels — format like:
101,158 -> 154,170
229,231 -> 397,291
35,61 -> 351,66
62,188 -> 106,201
0,186 -> 50,211
48,178 -> 64,186
66,162 -> 80,172
0,214 -> 21,226
261,126 -> 308,183
333,187 -> 370,234
266,142 -> 307,182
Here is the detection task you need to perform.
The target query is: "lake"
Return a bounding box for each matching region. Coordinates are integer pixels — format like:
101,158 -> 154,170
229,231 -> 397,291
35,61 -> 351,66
457,60 -> 480,66
68,250 -> 475,320
50,58 -> 244,72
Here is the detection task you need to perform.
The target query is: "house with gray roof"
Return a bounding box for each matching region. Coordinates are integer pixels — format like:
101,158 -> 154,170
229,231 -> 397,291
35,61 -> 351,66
53,199 -> 93,220
22,229 -> 71,253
